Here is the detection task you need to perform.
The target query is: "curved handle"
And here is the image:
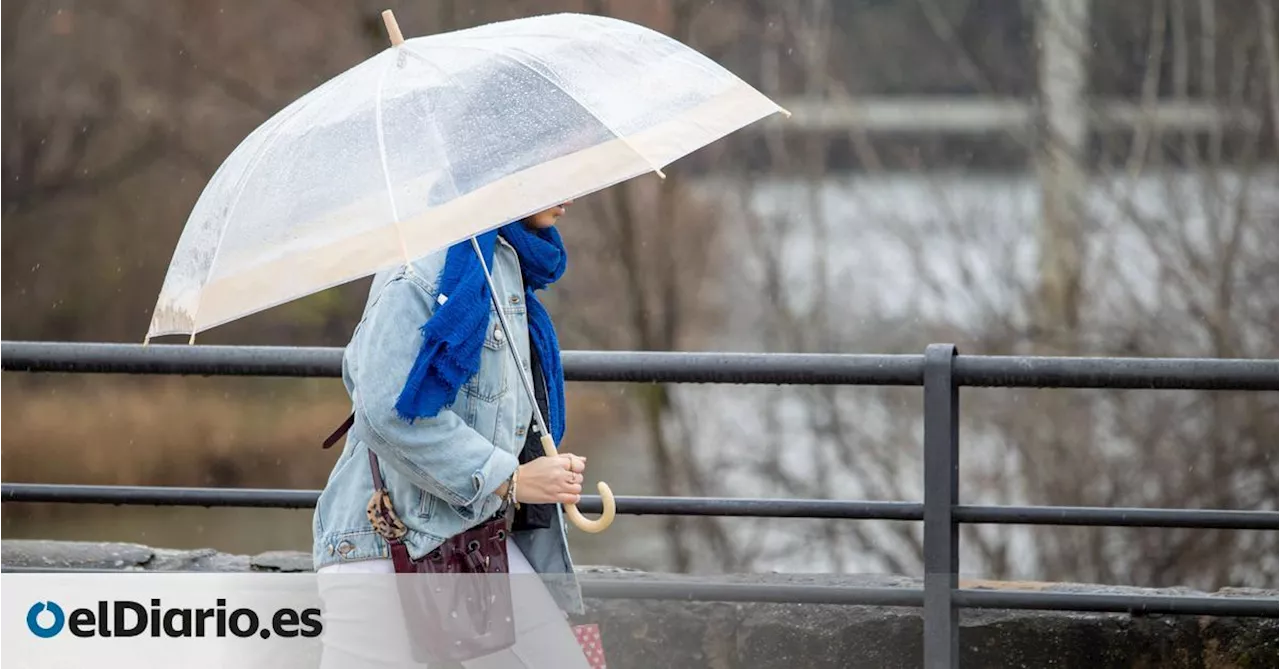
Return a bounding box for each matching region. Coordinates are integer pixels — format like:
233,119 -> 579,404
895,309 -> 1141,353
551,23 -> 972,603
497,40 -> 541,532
540,434 -> 615,533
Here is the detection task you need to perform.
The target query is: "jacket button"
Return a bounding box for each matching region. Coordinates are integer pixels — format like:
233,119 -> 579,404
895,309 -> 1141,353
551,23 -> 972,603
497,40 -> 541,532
326,544 -> 335,555
336,541 -> 355,557
509,295 -> 521,304
493,328 -> 505,342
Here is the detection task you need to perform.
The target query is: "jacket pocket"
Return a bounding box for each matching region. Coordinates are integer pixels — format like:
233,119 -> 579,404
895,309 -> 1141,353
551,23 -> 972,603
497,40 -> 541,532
462,313 -> 510,403
415,487 -> 437,520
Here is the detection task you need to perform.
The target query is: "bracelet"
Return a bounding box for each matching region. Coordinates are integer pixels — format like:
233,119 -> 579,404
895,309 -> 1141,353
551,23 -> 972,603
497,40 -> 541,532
501,468 -> 519,509
510,467 -> 520,509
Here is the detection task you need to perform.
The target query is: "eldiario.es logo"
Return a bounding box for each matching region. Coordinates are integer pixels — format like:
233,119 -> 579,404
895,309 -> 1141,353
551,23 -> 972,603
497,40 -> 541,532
26,598 -> 322,639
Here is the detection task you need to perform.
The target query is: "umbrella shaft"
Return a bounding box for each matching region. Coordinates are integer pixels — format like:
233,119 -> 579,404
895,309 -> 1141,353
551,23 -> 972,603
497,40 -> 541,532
470,236 -> 553,439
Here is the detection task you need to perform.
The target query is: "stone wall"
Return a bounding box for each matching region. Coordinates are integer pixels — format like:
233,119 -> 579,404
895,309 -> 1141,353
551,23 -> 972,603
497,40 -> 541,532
3,540 -> 1275,669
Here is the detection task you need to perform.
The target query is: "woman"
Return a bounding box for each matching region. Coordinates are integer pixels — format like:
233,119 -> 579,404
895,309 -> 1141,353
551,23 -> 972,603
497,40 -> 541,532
312,201 -> 593,668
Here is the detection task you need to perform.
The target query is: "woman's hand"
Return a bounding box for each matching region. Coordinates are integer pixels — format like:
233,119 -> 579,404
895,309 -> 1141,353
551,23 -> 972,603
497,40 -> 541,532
512,453 -> 586,504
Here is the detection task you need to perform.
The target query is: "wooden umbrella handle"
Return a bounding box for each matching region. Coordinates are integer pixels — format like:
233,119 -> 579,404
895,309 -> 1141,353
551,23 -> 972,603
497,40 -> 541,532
541,434 -> 616,533
381,10 -> 405,46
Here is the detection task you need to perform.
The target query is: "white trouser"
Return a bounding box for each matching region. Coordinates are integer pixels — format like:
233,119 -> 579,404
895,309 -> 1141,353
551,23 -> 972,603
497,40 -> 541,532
315,539 -> 589,668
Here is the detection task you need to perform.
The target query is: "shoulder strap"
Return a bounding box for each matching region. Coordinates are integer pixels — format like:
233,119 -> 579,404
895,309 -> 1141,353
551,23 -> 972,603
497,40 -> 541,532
322,413 -> 355,449
318,412 -> 385,490
367,447 -> 387,490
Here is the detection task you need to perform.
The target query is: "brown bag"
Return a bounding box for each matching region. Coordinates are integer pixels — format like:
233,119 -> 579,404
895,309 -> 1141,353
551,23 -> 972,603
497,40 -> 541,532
361,442 -> 517,663
324,414 -> 518,662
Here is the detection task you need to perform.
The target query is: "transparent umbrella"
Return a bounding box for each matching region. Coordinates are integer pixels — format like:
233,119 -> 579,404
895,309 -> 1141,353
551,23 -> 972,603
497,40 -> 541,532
147,10 -> 789,531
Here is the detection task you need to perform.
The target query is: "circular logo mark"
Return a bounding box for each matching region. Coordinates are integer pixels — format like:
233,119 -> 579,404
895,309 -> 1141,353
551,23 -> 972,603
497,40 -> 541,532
27,601 -> 66,638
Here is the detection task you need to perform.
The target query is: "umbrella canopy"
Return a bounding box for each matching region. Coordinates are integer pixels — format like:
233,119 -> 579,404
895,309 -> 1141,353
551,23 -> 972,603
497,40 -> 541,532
146,12 -> 787,340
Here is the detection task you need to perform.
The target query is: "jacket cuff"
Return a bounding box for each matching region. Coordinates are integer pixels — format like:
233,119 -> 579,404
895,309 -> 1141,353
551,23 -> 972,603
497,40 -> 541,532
450,447 -> 520,522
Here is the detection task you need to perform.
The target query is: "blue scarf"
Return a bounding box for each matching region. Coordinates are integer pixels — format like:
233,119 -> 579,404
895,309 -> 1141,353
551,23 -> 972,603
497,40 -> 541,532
394,222 -> 568,444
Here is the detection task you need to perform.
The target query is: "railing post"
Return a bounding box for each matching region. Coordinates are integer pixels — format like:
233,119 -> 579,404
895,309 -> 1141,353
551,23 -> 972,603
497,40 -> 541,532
923,343 -> 959,668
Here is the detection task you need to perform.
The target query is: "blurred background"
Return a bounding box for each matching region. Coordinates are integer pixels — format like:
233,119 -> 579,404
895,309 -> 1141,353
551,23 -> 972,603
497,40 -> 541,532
3,0 -> 1276,591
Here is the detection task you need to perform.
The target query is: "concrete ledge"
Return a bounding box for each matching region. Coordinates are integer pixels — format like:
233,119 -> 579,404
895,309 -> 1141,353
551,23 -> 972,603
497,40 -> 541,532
3,540 -> 1275,668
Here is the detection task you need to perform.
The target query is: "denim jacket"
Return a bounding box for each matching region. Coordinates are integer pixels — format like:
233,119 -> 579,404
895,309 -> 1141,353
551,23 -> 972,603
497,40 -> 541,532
312,236 -> 583,614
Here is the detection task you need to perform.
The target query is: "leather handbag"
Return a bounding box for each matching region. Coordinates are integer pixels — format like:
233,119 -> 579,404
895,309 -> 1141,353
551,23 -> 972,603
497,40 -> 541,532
323,415 -> 517,662
361,441 -> 517,663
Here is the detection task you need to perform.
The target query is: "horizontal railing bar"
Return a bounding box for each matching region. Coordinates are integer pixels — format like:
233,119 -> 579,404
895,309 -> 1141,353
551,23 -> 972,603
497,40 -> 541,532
1,341 -> 343,378
0,342 -> 924,386
953,589 -> 1278,618
3,341 -> 1276,390
0,484 -> 923,519
569,351 -> 926,385
953,355 -> 1278,391
579,496 -> 924,519
2,484 -> 320,509
4,484 -> 1276,529
954,505 -> 1279,530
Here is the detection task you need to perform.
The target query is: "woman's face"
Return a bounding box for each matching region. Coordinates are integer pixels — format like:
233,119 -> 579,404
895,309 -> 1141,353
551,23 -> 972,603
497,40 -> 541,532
524,200 -> 573,229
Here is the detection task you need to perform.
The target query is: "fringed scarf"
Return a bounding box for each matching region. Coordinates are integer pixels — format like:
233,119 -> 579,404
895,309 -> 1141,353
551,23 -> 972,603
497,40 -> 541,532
394,222 -> 567,444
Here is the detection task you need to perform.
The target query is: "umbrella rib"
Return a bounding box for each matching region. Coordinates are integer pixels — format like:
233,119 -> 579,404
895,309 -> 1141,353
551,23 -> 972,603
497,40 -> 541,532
373,53 -> 411,263
400,43 -> 666,179
183,98 -> 317,342
389,47 -> 472,264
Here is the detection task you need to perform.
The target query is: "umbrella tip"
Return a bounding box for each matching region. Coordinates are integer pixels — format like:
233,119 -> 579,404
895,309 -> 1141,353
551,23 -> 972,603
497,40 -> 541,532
778,106 -> 792,119
382,9 -> 405,46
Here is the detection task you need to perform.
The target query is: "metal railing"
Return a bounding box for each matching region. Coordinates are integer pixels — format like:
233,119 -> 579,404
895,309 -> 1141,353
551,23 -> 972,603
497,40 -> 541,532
2,340 -> 1277,668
